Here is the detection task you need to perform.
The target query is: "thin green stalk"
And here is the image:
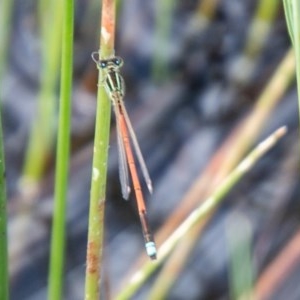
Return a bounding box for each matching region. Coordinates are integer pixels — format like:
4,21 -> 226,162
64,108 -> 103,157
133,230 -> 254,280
0,119 -> 8,300
283,0 -> 300,144
231,0 -> 280,84
227,213 -> 254,300
114,127 -> 287,300
0,0 -> 14,299
283,0 -> 294,45
84,0 -> 116,299
185,0 -> 220,49
245,0 -> 280,58
47,0 -> 74,299
291,0 -> 300,137
152,0 -> 176,82
20,0 -> 63,192
0,0 -> 13,79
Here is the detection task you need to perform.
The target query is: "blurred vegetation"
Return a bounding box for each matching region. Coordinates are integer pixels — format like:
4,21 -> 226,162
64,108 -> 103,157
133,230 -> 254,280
0,0 -> 13,299
0,1 -> 300,300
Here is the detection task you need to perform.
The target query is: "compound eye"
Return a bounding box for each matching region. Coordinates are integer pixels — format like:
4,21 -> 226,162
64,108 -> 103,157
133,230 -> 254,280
100,61 -> 107,68
113,57 -> 123,67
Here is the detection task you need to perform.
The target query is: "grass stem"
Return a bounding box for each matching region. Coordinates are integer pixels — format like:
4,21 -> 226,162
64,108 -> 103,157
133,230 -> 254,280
0,117 -> 8,300
47,0 -> 74,299
84,0 -> 116,299
20,0 -> 63,193
283,1 -> 300,144
0,0 -> 14,298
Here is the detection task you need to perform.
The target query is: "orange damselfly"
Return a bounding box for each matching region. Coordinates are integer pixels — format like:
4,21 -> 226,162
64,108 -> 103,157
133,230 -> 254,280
92,52 -> 157,260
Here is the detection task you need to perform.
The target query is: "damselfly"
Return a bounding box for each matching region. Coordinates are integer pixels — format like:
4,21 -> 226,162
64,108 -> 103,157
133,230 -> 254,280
92,52 -> 157,260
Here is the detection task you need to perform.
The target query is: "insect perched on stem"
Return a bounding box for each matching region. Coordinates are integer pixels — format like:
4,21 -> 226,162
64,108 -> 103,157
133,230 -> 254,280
92,52 -> 157,260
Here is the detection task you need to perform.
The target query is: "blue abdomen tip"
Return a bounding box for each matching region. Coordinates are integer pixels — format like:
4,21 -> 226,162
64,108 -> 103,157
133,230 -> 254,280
145,242 -> 157,260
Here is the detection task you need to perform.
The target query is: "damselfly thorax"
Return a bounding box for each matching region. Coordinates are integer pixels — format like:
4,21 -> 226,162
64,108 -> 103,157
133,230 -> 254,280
92,53 -> 125,98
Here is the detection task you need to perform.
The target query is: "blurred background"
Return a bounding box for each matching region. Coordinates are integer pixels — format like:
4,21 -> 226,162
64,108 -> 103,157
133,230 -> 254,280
2,0 -> 300,299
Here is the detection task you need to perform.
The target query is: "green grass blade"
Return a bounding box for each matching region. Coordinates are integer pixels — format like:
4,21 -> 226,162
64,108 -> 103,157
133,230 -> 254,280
0,118 -> 8,300
227,213 -> 254,300
47,0 -> 74,299
152,0 -> 176,82
283,0 -> 295,45
20,0 -> 63,191
291,0 -> 300,134
284,1 -> 300,142
0,0 -> 13,79
84,0 -> 116,299
0,0 -> 14,299
245,0 -> 280,57
230,0 -> 280,85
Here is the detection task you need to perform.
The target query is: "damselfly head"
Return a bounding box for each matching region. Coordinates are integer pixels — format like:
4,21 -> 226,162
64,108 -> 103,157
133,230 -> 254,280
91,51 -> 124,69
101,56 -> 124,69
